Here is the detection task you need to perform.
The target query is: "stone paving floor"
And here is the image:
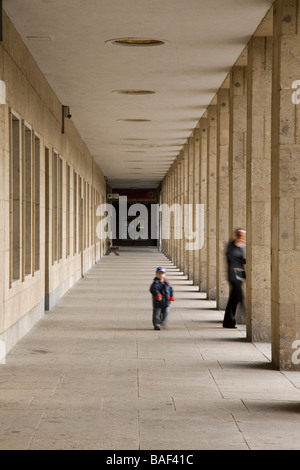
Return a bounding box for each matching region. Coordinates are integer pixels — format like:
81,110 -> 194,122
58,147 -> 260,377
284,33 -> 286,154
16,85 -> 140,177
1,247 -> 300,450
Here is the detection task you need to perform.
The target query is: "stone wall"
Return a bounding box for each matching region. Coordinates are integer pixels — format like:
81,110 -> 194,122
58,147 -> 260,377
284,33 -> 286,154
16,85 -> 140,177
0,12 -> 107,355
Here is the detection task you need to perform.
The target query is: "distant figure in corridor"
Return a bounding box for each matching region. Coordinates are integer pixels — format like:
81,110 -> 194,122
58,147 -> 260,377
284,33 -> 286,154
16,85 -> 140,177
150,267 -> 175,331
223,228 -> 246,329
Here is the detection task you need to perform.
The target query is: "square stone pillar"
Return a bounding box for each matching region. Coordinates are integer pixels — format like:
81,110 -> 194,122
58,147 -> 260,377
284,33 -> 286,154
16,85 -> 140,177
271,0 -> 300,370
193,127 -> 201,287
176,158 -> 181,268
246,36 -> 272,342
229,66 -> 247,235
0,77 -> 5,324
161,179 -> 166,254
217,87 -> 230,310
183,143 -> 189,276
162,176 -> 166,255
179,150 -> 184,272
207,105 -> 217,300
165,172 -> 170,257
188,133 -> 195,281
168,173 -> 171,258
229,66 -> 247,323
166,173 -> 171,257
173,163 -> 177,262
199,117 -> 208,293
170,164 -> 175,262
174,160 -> 180,268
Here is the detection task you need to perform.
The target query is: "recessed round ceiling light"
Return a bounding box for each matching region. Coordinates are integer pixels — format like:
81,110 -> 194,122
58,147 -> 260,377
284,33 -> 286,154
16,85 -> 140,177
112,90 -> 157,95
122,138 -> 149,141
106,37 -> 166,47
26,35 -> 53,41
117,119 -> 151,122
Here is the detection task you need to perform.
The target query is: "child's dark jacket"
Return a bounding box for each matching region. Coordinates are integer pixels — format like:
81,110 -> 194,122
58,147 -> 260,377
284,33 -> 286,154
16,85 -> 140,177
150,278 -> 175,307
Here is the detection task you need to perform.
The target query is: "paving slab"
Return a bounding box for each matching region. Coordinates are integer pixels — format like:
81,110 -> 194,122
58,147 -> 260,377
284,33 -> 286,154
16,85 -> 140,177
0,247 -> 300,450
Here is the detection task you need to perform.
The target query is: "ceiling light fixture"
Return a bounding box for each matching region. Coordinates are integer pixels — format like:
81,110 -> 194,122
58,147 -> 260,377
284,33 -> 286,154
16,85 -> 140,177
106,37 -> 166,47
122,138 -> 149,141
117,119 -> 151,122
26,35 -> 53,41
112,90 -> 157,95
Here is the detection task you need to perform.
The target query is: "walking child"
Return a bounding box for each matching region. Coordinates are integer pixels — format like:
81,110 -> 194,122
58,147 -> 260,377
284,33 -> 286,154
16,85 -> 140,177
150,267 -> 175,330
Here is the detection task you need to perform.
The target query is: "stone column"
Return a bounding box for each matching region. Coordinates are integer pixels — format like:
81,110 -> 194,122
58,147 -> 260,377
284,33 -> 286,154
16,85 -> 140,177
173,160 -> 179,268
161,178 -> 165,254
271,0 -> 300,370
175,159 -> 181,268
246,35 -> 272,342
164,175 -> 168,257
170,164 -> 175,262
168,170 -> 172,259
207,104 -> 217,300
0,64 -> 5,326
163,174 -> 170,257
229,66 -> 247,235
188,133 -> 195,281
170,168 -> 173,260
229,65 -> 247,323
217,87 -> 230,310
179,154 -> 184,271
193,127 -> 201,287
199,117 -> 208,293
160,179 -> 165,254
183,143 -> 189,276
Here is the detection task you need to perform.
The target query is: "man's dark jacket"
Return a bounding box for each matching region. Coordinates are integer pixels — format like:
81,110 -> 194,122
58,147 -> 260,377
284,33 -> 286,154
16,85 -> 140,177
226,241 -> 246,283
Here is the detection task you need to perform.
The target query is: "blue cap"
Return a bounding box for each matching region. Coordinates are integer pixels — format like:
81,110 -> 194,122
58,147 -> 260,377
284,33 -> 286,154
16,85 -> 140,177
156,267 -> 166,273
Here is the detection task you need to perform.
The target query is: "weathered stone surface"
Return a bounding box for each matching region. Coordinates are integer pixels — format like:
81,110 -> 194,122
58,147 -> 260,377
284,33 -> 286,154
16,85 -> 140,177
246,36 -> 272,343
271,0 -> 300,370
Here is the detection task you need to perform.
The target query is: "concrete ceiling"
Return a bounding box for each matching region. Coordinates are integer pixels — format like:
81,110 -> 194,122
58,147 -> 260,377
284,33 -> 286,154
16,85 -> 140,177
3,0 -> 273,189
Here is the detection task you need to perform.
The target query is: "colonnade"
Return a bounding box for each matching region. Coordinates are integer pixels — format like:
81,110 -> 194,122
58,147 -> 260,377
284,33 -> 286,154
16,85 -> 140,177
161,0 -> 300,371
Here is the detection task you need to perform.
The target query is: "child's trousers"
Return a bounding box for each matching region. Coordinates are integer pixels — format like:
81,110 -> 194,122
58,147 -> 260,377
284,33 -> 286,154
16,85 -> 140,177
152,306 -> 170,328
